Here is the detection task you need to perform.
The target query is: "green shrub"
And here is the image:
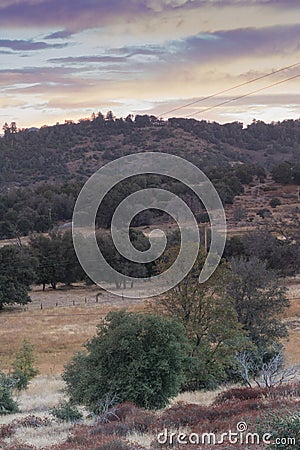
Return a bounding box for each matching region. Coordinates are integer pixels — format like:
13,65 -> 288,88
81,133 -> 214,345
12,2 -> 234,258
269,197 -> 282,208
0,371 -> 19,415
63,310 -> 189,411
257,208 -> 272,218
258,410 -> 300,449
50,401 -> 83,422
12,339 -> 39,391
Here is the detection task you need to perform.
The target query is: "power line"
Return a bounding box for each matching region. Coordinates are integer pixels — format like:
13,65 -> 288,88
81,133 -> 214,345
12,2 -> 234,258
190,73 -> 300,118
159,61 -> 300,117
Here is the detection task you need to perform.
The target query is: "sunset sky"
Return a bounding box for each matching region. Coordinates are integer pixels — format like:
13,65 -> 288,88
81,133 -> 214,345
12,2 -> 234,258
1,0 -> 300,129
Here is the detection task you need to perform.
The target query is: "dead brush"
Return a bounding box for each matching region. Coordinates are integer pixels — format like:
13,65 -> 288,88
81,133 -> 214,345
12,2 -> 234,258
0,415 -> 52,448
0,422 -> 15,438
94,402 -> 156,435
213,386 -> 268,404
158,399 -> 265,429
14,414 -> 52,428
51,424 -> 146,449
213,382 -> 300,405
95,393 -> 121,423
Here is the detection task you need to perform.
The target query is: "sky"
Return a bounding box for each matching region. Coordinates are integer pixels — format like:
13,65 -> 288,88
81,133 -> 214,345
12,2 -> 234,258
1,0 -> 300,129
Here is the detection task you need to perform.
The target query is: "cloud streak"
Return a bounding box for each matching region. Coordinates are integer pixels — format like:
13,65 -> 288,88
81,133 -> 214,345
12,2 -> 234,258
48,55 -> 128,64
165,23 -> 300,65
0,39 -> 67,51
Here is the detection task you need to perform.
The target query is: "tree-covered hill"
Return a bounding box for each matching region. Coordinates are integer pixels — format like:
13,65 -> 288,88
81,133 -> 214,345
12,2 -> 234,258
1,114 -> 300,190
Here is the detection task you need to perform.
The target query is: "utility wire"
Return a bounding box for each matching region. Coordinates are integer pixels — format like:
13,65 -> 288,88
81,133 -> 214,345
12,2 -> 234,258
159,62 -> 300,117
190,73 -> 300,118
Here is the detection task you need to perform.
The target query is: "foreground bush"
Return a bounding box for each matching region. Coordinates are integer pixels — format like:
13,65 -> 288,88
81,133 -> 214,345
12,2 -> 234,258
63,310 -> 189,411
51,401 -> 83,422
0,371 -> 19,415
258,410 -> 300,449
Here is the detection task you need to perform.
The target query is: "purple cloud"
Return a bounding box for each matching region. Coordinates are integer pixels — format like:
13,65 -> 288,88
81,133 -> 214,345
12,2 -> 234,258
94,23 -> 300,70
172,0 -> 300,8
45,30 -> 73,39
162,24 -> 300,64
0,39 -> 67,51
1,0 -> 299,35
0,0 -> 154,32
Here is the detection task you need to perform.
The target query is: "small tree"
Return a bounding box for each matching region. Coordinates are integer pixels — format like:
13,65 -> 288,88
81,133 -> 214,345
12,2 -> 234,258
228,256 -> 289,349
63,310 -> 189,411
257,208 -> 272,219
0,371 -> 19,415
12,339 -> 39,391
269,197 -> 281,208
152,248 -> 246,389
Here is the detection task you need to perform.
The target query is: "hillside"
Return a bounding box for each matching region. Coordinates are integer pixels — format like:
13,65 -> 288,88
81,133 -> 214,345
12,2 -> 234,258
1,115 -> 300,450
1,115 -> 300,190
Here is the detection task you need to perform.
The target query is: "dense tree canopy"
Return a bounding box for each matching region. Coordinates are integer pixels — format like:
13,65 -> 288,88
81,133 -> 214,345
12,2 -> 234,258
0,245 -> 36,309
29,232 -> 85,290
227,256 -> 289,349
153,248 -> 245,389
63,310 -> 189,410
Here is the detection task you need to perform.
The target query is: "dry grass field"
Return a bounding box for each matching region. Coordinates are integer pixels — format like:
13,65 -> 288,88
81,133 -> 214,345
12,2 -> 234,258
282,277 -> 300,365
1,275 -> 300,374
0,374 -> 229,449
0,375 -> 75,448
0,283 -> 146,374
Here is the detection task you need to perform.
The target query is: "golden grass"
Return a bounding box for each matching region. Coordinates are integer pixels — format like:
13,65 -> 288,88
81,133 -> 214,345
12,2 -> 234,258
0,373 -> 231,449
280,279 -> 300,365
284,330 -> 300,366
0,284 -> 145,374
127,431 -> 155,450
169,385 -> 229,406
0,375 -> 73,448
8,422 -> 72,449
0,278 -> 299,375
0,375 -> 65,425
